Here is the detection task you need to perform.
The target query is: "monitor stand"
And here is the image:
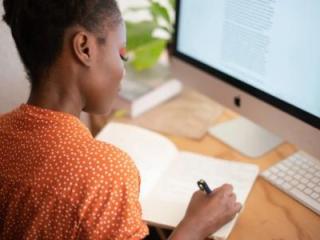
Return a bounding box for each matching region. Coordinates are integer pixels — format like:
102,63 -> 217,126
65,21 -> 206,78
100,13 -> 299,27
209,117 -> 283,158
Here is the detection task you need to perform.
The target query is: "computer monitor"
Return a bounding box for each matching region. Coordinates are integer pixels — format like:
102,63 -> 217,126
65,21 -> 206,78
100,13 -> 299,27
172,0 -> 320,158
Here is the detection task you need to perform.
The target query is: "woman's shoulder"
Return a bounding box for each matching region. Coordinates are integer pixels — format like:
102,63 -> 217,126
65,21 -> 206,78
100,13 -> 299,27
86,138 -> 139,177
95,139 -> 136,165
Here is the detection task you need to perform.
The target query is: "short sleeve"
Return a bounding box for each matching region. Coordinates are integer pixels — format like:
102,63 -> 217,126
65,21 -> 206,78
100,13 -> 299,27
78,146 -> 149,240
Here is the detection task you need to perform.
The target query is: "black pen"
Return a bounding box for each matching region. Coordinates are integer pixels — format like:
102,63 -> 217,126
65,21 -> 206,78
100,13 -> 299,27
197,179 -> 212,194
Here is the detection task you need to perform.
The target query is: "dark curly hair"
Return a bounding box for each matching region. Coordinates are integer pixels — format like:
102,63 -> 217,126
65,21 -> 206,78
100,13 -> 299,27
2,0 -> 122,86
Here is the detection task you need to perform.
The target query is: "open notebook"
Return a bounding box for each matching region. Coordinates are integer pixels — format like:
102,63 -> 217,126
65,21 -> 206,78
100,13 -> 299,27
96,123 -> 259,240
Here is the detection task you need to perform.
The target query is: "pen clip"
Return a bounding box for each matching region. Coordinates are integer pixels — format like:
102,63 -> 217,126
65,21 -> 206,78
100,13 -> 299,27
197,179 -> 212,194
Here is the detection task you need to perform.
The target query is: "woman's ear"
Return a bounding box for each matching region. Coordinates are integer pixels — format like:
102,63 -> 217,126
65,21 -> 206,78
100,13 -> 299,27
72,31 -> 95,67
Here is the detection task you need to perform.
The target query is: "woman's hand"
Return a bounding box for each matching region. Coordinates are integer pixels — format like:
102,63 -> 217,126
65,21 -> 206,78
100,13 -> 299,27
168,184 -> 241,240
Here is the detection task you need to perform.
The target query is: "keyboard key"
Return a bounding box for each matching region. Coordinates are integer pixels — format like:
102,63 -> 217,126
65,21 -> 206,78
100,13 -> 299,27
297,184 -> 305,191
300,169 -> 307,175
305,173 -> 313,179
270,167 -> 279,173
301,178 -> 308,184
284,176 -> 292,182
292,166 -> 299,171
275,178 -> 284,186
302,164 -> 309,169
304,188 -> 312,195
315,187 -> 320,193
312,177 -> 320,184
311,192 -> 319,200
309,168 -> 316,173
270,175 -> 277,181
291,180 -> 299,186
287,170 -> 295,176
282,182 -> 292,190
307,182 -> 315,189
295,175 -> 302,180
278,164 -> 288,171
305,162 -> 314,168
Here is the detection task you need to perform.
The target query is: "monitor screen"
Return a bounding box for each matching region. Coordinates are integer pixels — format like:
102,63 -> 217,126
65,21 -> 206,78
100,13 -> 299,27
175,0 -> 320,126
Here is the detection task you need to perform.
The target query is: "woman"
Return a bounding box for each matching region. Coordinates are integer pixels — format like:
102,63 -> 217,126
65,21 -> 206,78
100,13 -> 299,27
0,0 -> 241,239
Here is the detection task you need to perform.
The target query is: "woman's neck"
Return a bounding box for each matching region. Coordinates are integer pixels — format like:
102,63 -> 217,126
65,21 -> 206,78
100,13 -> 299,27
27,72 -> 84,118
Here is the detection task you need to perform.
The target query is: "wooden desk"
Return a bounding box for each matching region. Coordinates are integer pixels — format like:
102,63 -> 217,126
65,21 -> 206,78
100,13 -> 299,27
90,109 -> 320,240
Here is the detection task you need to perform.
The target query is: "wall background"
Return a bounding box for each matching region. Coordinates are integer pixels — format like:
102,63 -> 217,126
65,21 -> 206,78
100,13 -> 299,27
0,1 -> 29,113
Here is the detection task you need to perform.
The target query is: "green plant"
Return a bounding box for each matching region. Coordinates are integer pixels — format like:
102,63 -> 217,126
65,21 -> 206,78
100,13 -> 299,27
125,0 -> 176,71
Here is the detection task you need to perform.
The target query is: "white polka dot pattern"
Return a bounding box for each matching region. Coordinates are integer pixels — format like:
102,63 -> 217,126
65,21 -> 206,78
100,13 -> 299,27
0,104 -> 148,240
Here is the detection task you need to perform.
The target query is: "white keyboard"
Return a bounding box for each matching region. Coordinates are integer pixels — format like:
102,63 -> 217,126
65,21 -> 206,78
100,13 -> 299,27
261,151 -> 320,215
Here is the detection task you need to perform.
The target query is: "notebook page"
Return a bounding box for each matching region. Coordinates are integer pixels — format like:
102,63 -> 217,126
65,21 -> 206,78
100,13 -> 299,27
142,151 -> 259,240
95,122 -> 178,200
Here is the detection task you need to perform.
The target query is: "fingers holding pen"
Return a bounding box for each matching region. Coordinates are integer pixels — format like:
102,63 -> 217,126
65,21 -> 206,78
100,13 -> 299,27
206,182 -> 242,214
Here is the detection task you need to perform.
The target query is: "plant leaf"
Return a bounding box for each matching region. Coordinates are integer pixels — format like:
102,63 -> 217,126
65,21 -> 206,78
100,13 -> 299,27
125,6 -> 149,12
169,0 -> 176,9
123,6 -> 149,16
150,1 -> 171,24
126,21 -> 157,51
131,38 -> 167,71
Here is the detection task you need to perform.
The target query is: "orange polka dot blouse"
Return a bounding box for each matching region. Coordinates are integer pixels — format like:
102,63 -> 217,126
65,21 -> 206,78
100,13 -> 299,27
0,104 -> 148,239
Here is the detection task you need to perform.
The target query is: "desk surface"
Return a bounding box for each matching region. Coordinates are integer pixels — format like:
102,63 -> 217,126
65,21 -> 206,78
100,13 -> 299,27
91,108 -> 320,240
